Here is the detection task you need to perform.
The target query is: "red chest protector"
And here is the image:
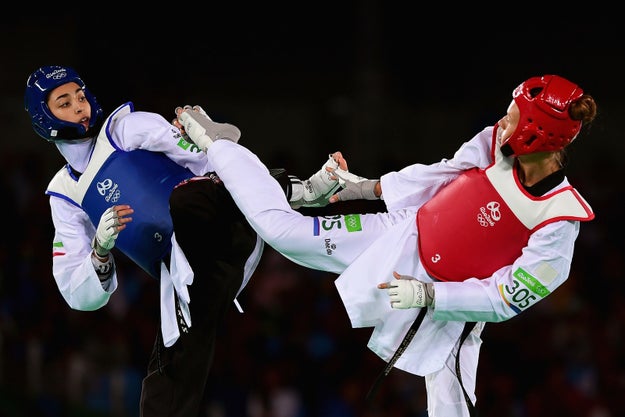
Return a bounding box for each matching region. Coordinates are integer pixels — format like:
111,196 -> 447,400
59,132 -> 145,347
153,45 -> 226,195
416,135 -> 594,282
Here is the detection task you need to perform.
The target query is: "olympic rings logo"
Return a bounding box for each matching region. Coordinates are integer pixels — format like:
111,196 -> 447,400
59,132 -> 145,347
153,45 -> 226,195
477,201 -> 501,227
97,178 -> 121,203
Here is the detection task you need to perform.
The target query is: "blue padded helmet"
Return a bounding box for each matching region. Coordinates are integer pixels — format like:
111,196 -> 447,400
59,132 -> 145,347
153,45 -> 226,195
24,65 -> 104,142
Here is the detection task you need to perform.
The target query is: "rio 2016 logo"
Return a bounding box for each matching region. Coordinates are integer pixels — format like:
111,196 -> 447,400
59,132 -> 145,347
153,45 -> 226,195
477,201 -> 501,227
96,178 -> 121,203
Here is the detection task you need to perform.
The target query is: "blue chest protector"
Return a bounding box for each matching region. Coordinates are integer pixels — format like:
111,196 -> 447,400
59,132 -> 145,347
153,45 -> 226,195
46,103 -> 197,279
81,150 -> 195,278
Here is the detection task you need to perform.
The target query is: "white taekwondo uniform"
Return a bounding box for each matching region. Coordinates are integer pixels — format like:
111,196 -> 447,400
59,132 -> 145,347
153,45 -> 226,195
205,124 -> 593,416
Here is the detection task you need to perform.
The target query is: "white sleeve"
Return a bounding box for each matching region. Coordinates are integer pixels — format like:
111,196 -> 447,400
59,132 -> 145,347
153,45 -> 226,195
380,126 -> 495,211
110,111 -> 213,176
49,196 -> 118,311
432,219 -> 580,322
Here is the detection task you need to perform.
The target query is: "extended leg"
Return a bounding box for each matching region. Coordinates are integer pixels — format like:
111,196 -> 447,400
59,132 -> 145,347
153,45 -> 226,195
205,140 -> 408,274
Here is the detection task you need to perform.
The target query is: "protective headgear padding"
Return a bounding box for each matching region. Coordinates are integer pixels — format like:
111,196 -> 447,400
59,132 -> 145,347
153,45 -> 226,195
501,75 -> 583,156
24,65 -> 104,142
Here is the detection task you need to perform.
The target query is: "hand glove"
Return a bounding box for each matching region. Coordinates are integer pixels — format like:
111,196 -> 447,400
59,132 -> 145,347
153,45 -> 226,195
381,272 -> 434,309
177,106 -> 241,152
331,169 -> 380,201
173,105 -> 210,142
92,206 -> 122,257
289,154 -> 343,208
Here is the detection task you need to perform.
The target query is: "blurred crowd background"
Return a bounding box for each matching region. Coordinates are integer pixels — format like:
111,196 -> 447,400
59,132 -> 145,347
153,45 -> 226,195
1,5 -> 624,417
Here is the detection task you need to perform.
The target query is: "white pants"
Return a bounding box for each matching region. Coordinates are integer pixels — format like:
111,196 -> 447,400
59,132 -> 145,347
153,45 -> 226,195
207,140 -> 484,417
207,140 -> 413,274
425,321 -> 483,417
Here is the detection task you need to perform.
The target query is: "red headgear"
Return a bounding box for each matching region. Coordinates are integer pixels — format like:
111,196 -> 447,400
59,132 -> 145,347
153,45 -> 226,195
501,75 -> 584,156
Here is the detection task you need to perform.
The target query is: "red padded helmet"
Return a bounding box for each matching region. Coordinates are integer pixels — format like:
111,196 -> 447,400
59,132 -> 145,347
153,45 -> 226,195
501,75 -> 583,156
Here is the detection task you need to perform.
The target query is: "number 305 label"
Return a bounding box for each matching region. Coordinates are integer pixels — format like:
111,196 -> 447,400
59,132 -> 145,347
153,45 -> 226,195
499,267 -> 551,314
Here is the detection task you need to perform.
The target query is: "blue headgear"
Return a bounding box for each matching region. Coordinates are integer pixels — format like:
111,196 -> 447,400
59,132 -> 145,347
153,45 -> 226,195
24,65 -> 104,142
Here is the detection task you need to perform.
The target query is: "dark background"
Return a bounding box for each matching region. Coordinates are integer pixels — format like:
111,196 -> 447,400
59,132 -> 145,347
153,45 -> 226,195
1,5 -> 624,417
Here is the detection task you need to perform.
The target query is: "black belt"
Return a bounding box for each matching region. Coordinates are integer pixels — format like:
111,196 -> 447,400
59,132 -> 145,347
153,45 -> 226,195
365,308 -> 478,416
365,307 -> 427,402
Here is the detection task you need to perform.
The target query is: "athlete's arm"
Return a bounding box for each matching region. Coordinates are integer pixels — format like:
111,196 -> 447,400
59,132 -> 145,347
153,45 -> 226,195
111,110 -> 212,176
432,220 -> 579,323
49,197 -> 119,310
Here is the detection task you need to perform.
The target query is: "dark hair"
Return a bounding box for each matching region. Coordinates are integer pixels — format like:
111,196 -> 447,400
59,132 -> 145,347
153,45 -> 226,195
557,94 -> 597,167
569,94 -> 597,124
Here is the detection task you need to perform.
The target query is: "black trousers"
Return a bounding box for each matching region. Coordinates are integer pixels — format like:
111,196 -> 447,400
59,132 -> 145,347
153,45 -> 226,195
140,177 -> 257,417
138,172 -> 386,416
